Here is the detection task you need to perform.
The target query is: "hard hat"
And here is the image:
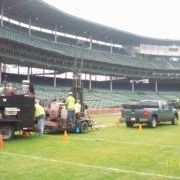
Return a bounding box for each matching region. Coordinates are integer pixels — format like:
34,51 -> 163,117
68,91 -> 73,95
35,98 -> 40,104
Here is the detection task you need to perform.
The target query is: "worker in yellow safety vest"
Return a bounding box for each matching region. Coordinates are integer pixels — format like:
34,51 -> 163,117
75,99 -> 81,120
34,99 -> 46,136
65,91 -> 75,124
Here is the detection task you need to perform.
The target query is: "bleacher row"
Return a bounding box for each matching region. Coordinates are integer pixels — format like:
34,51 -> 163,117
1,79 -> 180,109
31,84 -> 180,109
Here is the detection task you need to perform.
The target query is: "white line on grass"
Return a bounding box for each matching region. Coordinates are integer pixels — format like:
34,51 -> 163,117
70,137 -> 178,148
1,152 -> 180,179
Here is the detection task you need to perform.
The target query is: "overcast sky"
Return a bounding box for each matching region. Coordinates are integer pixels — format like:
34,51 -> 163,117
43,0 -> 180,40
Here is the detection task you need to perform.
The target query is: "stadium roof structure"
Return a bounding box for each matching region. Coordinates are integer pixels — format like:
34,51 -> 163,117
1,0 -> 180,46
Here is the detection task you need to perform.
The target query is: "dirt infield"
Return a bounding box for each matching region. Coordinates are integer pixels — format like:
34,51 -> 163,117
87,107 -> 122,115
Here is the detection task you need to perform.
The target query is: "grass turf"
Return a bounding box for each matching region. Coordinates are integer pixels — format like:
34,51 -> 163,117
0,115 -> 180,180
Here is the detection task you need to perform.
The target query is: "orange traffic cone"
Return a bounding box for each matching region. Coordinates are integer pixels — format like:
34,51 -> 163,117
138,124 -> 143,132
63,130 -> 69,143
0,134 -> 4,149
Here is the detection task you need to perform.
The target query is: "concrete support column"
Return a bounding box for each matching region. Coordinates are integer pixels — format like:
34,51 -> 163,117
54,25 -> 57,42
0,63 -> 2,84
110,76 -> 112,92
155,79 -> 158,93
89,74 -> 92,90
132,80 -> 135,93
27,67 -> 30,81
89,36 -> 92,50
1,4 -> 4,27
54,71 -> 56,87
28,16 -> 31,36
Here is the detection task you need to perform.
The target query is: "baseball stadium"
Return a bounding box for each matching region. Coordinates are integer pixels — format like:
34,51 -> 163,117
0,0 -> 180,180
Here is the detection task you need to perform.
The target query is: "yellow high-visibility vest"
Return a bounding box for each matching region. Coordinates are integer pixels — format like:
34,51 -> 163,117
66,96 -> 75,110
75,103 -> 81,113
35,104 -> 45,118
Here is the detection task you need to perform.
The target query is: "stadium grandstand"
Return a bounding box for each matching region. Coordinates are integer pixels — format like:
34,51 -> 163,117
1,0 -> 180,109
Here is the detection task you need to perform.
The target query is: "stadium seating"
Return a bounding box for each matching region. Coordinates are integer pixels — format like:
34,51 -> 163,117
2,25 -> 180,72
1,21 -> 180,109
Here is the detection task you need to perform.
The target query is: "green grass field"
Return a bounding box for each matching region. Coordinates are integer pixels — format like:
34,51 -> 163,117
0,115 -> 180,180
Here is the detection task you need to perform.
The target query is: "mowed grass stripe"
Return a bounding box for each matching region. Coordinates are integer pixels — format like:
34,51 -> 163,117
70,137 -> 179,148
1,152 -> 180,180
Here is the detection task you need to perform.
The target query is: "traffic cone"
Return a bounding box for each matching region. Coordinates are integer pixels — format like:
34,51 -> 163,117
63,130 -> 69,143
138,124 -> 143,132
0,134 -> 4,149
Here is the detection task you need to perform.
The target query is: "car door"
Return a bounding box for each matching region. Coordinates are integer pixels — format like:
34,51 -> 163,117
159,102 -> 173,122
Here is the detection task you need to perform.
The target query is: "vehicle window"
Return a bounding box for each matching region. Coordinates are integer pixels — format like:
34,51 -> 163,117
162,103 -> 168,110
139,101 -> 159,108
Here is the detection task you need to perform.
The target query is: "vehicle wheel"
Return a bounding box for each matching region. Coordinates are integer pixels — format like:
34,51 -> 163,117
150,116 -> 157,128
0,124 -> 14,140
171,115 -> 178,125
126,121 -> 134,128
80,121 -> 88,133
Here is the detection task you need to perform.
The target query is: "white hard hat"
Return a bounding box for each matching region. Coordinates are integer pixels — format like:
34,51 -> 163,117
68,91 -> 73,95
35,98 -> 40,104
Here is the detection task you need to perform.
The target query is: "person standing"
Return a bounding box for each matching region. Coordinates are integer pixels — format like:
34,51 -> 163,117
34,99 -> 46,136
66,92 -> 75,124
75,99 -> 81,120
28,83 -> 35,96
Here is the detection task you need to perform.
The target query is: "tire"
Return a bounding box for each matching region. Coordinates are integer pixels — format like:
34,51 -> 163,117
126,121 -> 134,128
0,124 -> 14,140
150,116 -> 157,128
80,121 -> 88,133
171,115 -> 178,125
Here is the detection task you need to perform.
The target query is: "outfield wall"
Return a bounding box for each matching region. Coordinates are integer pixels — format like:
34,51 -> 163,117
87,107 -> 122,115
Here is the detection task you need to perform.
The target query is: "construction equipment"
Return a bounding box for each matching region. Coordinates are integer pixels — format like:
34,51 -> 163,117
44,73 -> 93,134
44,98 -> 92,134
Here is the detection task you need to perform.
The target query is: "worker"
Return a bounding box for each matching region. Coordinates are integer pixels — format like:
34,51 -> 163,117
34,99 -> 46,136
28,83 -> 35,96
5,83 -> 16,96
75,99 -> 81,120
49,99 -> 60,119
65,91 -> 75,124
